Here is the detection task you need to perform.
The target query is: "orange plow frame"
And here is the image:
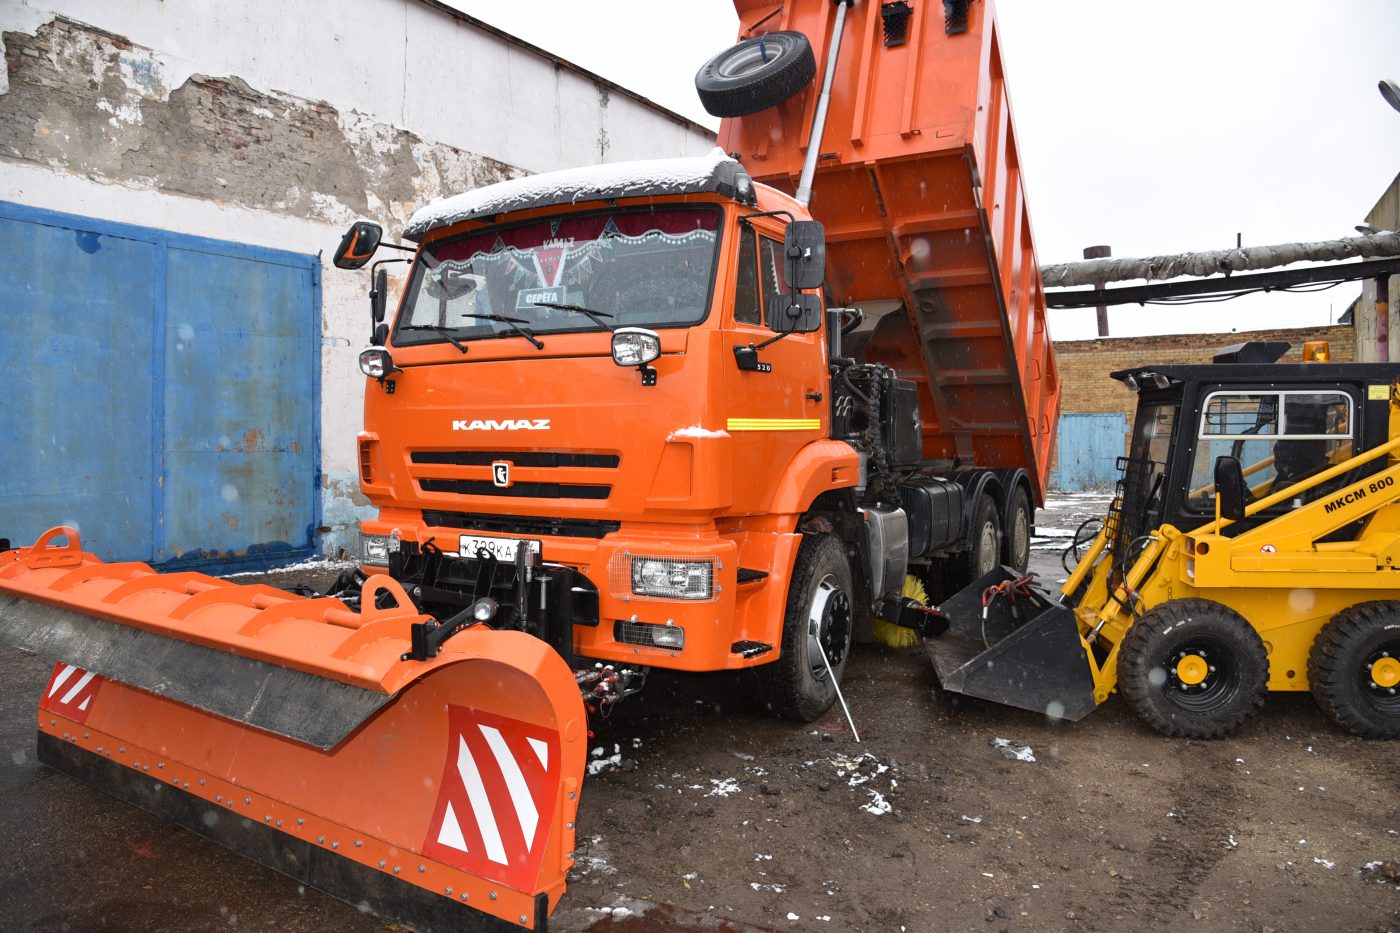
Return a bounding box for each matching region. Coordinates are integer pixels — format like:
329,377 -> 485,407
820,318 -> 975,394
0,528 -> 587,931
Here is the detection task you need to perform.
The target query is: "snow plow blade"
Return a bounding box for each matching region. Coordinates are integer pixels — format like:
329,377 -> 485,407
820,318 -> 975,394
0,528 -> 586,931
925,567 -> 1098,721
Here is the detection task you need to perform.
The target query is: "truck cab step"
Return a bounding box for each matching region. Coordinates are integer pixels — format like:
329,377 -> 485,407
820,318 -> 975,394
731,640 -> 773,658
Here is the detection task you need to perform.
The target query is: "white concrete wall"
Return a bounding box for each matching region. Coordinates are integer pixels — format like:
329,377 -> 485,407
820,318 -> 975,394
0,0 -> 716,558
1,0 -> 714,174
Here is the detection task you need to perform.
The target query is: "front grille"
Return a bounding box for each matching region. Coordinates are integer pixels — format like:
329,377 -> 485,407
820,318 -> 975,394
412,450 -> 620,469
420,479 -> 611,500
422,511 -> 620,539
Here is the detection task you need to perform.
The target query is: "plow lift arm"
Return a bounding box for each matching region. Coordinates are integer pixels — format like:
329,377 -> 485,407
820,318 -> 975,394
0,527 -> 587,931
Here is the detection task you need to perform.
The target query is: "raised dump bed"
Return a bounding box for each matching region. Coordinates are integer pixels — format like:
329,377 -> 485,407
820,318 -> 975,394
717,0 -> 1059,500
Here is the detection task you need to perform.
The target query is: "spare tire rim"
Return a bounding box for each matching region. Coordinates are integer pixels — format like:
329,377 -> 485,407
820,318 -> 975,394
1361,641 -> 1400,712
717,39 -> 785,79
1161,636 -> 1240,711
806,575 -> 851,682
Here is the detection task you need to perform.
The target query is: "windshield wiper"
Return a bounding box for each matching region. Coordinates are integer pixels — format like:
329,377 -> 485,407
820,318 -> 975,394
459,313 -> 545,350
531,301 -> 614,331
400,324 -> 468,354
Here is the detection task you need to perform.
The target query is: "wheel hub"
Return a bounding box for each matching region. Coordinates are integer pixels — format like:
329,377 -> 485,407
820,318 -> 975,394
1368,654 -> 1400,690
1175,653 -> 1209,686
806,575 -> 851,681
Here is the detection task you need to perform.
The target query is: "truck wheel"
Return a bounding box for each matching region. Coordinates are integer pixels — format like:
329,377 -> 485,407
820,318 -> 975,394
1308,601 -> 1400,738
695,31 -> 816,117
760,534 -> 854,721
1002,486 -> 1032,573
1118,599 -> 1269,738
961,494 -> 1001,582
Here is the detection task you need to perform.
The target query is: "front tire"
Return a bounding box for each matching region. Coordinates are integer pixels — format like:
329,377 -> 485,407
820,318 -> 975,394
760,534 -> 854,721
1309,601 -> 1400,738
1118,599 -> 1269,738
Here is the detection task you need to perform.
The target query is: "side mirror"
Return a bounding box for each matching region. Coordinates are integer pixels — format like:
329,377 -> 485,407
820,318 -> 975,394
334,221 -> 383,270
782,220 -> 825,290
371,267 -> 389,323
1214,456 -> 1247,521
767,292 -> 823,333
371,322 -> 389,347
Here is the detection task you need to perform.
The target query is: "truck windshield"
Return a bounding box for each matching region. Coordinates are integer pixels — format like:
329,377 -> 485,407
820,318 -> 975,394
394,206 -> 721,346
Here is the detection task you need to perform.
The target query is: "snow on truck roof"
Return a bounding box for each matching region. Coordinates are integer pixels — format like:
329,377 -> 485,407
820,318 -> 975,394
402,148 -> 748,241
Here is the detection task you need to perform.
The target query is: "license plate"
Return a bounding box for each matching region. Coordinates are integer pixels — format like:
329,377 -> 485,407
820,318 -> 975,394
459,534 -> 541,561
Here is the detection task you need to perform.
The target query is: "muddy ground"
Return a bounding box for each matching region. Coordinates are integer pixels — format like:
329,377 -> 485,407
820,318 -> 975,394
2,494 -> 1397,932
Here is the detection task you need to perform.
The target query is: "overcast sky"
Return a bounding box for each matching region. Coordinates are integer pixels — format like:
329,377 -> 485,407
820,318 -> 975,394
455,1 -> 1400,340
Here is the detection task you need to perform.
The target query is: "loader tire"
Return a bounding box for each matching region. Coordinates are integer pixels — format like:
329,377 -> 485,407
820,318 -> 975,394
1118,599 -> 1268,739
1003,485 -> 1032,574
1309,601 -> 1400,739
695,31 -> 816,117
759,534 -> 854,722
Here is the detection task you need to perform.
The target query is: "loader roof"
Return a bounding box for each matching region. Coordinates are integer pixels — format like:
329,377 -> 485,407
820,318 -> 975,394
1110,361 -> 1400,391
402,147 -> 750,241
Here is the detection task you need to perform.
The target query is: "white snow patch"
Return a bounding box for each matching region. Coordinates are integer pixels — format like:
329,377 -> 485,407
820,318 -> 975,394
862,791 -> 893,816
787,913 -> 800,921
960,815 -> 983,824
405,148 -> 737,238
706,777 -> 740,797
1313,858 -> 1335,869
750,882 -> 786,893
221,557 -> 357,578
991,737 -> 1036,762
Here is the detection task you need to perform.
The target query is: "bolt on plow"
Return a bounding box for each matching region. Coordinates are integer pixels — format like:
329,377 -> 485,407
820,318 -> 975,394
0,527 -> 587,931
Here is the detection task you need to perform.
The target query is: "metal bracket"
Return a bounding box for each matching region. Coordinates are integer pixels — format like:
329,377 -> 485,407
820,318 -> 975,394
734,345 -> 773,373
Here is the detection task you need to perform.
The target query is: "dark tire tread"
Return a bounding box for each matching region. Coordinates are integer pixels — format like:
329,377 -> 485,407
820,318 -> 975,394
695,31 -> 817,118
1118,598 -> 1268,739
758,534 -> 851,722
1308,601 -> 1400,739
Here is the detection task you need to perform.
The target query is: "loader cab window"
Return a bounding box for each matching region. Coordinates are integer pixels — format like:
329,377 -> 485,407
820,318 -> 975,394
1187,390 -> 1353,512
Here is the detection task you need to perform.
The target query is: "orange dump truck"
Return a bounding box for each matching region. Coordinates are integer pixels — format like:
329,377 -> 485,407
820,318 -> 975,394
0,1 -> 1056,929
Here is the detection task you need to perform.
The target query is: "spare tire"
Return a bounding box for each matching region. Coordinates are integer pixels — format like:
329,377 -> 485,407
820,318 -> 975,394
695,31 -> 816,118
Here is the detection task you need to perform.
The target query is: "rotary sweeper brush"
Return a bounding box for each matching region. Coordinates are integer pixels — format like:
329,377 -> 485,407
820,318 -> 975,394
0,526 -> 587,931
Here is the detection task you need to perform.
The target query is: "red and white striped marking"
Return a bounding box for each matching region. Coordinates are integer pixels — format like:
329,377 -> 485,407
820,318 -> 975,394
423,706 -> 559,889
39,662 -> 104,725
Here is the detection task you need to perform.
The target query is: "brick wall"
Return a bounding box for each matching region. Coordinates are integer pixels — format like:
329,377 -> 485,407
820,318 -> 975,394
1054,324 -> 1356,422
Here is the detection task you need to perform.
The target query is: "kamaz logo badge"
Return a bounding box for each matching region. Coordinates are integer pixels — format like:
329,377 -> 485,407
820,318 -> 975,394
492,461 -> 511,487
452,419 -> 551,431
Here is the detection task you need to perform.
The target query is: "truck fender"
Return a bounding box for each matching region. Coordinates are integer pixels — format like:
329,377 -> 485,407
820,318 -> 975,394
989,467 -> 1034,528
768,439 -> 861,519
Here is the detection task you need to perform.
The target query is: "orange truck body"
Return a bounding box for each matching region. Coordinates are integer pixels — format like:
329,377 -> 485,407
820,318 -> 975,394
720,0 -> 1059,495
0,2 -> 1059,930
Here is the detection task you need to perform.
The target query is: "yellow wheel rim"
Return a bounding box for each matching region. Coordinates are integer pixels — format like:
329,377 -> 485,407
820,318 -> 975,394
1371,656 -> 1400,689
1176,654 -> 1209,686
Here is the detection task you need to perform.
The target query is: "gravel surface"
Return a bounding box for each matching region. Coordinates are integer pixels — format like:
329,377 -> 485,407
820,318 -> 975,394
2,494 -> 1396,932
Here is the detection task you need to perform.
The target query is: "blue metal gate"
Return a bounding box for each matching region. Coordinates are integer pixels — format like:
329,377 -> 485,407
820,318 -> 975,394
1053,412 -> 1129,491
0,202 -> 320,571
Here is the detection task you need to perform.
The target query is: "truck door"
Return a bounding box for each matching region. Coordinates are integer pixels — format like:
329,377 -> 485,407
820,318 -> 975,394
723,222 -> 828,515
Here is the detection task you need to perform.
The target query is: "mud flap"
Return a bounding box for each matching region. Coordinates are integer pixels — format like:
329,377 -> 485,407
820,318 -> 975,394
2,528 -> 587,931
925,567 -> 1098,720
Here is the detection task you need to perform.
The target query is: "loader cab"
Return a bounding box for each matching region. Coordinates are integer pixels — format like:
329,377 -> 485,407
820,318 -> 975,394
1111,350 -> 1399,547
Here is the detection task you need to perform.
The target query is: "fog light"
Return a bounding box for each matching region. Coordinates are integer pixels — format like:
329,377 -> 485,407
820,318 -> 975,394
652,624 -> 685,649
362,533 -> 391,567
631,557 -> 714,600
614,618 -> 686,650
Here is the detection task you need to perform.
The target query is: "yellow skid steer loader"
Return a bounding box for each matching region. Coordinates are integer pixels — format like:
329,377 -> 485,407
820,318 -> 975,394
927,341 -> 1400,739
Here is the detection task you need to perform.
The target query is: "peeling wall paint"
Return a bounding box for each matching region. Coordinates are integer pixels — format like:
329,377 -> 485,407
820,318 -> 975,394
0,2 -> 715,558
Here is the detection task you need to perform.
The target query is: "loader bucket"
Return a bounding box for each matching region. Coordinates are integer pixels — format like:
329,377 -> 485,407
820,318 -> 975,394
925,567 -> 1098,720
0,527 -> 586,931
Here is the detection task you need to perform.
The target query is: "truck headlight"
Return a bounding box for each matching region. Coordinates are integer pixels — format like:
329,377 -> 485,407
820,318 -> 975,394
611,328 -> 661,367
359,347 -> 398,379
361,533 -> 394,567
631,557 -> 714,600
